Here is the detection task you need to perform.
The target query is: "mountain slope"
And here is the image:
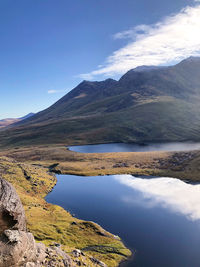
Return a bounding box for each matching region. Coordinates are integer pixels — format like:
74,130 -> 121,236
0,113 -> 34,129
19,112 -> 35,120
1,57 -> 200,147
0,118 -> 19,129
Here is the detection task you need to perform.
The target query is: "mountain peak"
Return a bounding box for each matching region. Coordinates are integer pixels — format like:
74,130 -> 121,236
180,56 -> 200,64
2,56 -> 200,146
80,78 -> 117,85
19,112 -> 35,120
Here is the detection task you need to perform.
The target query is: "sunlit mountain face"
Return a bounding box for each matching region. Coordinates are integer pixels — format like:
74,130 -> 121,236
115,175 -> 200,221
3,57 -> 200,147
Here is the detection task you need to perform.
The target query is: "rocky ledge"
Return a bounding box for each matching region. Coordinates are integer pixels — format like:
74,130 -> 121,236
0,177 -> 74,267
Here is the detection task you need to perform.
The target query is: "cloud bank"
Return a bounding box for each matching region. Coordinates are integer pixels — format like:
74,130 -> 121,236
115,175 -> 200,221
81,3 -> 200,79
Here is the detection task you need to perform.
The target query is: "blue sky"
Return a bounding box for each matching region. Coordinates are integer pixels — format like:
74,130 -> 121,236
0,0 -> 199,119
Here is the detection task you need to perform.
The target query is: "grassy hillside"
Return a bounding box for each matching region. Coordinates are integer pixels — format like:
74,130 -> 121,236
1,57 -> 200,147
1,97 -> 200,147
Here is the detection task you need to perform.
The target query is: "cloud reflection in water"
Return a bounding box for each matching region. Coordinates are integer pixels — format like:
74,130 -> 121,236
115,175 -> 200,221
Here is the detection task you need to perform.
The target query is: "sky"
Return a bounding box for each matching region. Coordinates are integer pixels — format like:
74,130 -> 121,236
1,0 -> 200,119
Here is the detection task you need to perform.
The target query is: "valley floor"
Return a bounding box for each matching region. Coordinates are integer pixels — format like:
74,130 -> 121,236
1,145 -> 200,181
1,145 -> 200,266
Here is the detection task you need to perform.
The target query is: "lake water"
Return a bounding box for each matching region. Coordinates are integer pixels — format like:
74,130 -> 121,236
46,174 -> 200,267
68,142 -> 200,153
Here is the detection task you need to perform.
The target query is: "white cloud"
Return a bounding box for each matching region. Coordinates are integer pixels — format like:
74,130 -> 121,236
47,89 -> 66,94
113,24 -> 151,40
115,175 -> 200,221
81,3 -> 200,79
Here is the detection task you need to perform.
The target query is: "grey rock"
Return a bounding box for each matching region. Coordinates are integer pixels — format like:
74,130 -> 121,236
72,249 -> 82,257
0,176 -> 75,267
0,177 -> 26,232
0,230 -> 37,266
90,256 -> 107,267
4,229 -> 21,243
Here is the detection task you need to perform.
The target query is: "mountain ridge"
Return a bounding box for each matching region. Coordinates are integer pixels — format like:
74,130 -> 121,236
1,57 -> 200,147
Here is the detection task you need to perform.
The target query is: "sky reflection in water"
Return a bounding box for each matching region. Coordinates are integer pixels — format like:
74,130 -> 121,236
115,175 -> 200,221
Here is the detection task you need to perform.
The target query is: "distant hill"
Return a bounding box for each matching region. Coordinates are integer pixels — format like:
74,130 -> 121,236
19,113 -> 35,120
0,118 -> 19,129
0,113 -> 34,129
1,57 -> 200,147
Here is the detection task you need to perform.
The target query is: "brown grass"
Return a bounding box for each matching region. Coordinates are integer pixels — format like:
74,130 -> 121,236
1,145 -> 200,181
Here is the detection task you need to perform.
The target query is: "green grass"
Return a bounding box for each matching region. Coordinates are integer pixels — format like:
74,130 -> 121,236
0,156 -> 131,267
1,97 -> 200,148
2,58 -> 200,147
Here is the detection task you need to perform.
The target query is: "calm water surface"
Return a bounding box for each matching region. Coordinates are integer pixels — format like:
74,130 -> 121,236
46,174 -> 200,267
69,142 -> 200,153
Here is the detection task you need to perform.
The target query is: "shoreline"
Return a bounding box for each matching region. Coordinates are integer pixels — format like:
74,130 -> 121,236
2,143 -> 200,265
48,172 -> 134,267
2,142 -> 200,266
0,156 -> 131,267
2,144 -> 200,182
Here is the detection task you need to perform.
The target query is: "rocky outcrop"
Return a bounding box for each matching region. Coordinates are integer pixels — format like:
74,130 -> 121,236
0,177 -> 74,267
0,177 -> 26,232
0,176 -> 110,267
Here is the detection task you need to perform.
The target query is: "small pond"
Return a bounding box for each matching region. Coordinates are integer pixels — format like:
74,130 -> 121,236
68,142 -> 200,153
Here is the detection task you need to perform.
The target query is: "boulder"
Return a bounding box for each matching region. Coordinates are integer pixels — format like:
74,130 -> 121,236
0,178 -> 26,232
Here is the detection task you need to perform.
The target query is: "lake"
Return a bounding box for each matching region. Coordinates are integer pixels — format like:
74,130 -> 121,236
46,174 -> 200,267
68,142 -> 200,153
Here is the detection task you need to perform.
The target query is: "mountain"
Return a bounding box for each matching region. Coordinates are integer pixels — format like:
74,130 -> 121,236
0,113 -> 34,129
0,118 -> 19,129
1,57 -> 200,147
132,65 -> 167,72
19,112 -> 35,120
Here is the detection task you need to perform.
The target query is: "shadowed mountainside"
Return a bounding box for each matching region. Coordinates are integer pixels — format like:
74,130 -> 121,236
1,57 -> 200,147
